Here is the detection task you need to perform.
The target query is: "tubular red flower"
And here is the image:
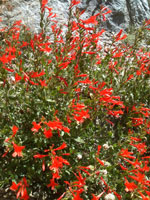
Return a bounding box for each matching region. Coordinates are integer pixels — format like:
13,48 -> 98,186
12,142 -> 25,157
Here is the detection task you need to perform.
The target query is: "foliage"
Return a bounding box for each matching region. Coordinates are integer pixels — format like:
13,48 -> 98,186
0,0 -> 150,199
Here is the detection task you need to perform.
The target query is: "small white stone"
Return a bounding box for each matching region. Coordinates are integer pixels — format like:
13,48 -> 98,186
10,76 -> 15,82
77,154 -> 82,159
104,161 -> 111,167
103,143 -> 109,150
104,193 -> 115,200
100,169 -> 107,175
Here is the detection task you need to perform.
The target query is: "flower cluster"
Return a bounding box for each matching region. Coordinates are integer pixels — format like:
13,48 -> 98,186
0,0 -> 150,199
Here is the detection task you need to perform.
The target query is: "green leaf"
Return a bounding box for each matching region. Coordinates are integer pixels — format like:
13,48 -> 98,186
74,137 -> 85,144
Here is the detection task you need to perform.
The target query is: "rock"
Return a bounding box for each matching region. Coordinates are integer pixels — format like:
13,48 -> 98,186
0,0 -> 41,33
0,0 -> 150,33
77,0 -> 150,31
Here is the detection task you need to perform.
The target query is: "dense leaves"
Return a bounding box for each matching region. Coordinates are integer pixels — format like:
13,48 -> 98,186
0,0 -> 150,199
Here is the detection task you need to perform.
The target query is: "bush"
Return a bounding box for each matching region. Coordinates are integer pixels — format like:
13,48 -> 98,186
0,0 -> 150,199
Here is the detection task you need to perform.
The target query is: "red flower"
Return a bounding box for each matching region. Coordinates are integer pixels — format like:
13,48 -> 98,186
78,77 -> 92,84
50,155 -> 70,172
53,142 -> 67,151
43,128 -> 53,138
2,66 -> 14,72
47,178 -> 58,190
72,21 -> 79,31
56,76 -> 68,87
138,191 -> 149,200
62,126 -> 70,134
40,79 -> 47,87
69,0 -> 81,9
115,29 -> 127,41
124,177 -> 137,192
33,143 -> 70,180
10,177 -> 29,200
120,148 -> 136,159
70,101 -> 90,123
33,154 -> 48,159
45,120 -> 63,130
102,9 -> 112,21
31,121 -> 41,133
30,70 -> 45,78
92,191 -> 105,199
10,182 -> 20,191
41,0 -> 48,9
130,142 -> 147,155
131,117 -> 144,127
38,43 -> 52,52
72,109 -> 90,123
96,157 -> 104,166
12,125 -> 19,137
81,15 -> 98,25
97,145 -> 101,156
13,20 -> 22,26
72,192 -> 84,200
5,125 -> 19,143
129,172 -> 146,184
2,148 -> 9,157
15,73 -> 22,82
42,160 -> 45,171
12,142 -> 25,157
58,61 -> 71,70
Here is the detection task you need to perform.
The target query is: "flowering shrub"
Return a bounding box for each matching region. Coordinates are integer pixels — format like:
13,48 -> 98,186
0,0 -> 150,199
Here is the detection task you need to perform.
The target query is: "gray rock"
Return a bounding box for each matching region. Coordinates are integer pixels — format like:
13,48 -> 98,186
0,0 -> 150,33
77,0 -> 150,31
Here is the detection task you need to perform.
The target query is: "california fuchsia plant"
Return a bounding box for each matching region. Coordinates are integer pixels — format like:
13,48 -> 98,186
0,0 -> 150,199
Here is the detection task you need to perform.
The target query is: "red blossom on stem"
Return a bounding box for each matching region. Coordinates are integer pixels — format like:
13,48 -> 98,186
12,142 -> 25,157
69,0 -> 81,9
31,121 -> 41,133
41,0 -> 48,12
10,177 -> 29,200
33,143 -> 70,190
